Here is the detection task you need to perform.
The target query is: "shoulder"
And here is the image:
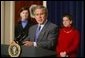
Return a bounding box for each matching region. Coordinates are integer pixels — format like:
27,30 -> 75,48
29,24 -> 37,30
46,22 -> 58,33
72,28 -> 80,36
73,28 -> 80,33
58,28 -> 64,33
15,21 -> 21,28
48,21 -> 58,29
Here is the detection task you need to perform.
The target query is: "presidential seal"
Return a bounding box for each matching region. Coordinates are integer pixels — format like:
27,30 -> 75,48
8,41 -> 21,57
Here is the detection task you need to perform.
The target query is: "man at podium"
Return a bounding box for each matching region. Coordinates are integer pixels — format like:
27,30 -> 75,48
23,5 -> 58,50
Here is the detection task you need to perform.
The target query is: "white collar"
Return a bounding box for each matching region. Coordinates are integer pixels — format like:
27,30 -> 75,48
37,20 -> 47,31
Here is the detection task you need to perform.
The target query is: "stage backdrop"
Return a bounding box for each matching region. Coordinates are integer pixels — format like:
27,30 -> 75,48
47,1 -> 84,57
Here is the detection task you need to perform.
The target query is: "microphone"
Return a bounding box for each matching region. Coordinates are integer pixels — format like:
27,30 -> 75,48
15,34 -> 21,41
19,34 -> 27,42
14,34 -> 21,43
14,32 -> 29,45
14,32 -> 24,44
18,33 -> 28,45
23,35 -> 30,41
17,34 -> 21,38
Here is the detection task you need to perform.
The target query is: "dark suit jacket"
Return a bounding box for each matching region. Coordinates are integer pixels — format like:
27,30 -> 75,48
26,21 -> 58,50
15,20 -> 34,43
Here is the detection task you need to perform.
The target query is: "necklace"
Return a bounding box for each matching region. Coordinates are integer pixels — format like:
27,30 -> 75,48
63,29 -> 72,33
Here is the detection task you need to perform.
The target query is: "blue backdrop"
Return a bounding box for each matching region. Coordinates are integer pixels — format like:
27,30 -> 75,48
47,1 -> 84,57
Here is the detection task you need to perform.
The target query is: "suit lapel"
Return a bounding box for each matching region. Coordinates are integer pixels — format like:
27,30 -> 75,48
19,22 -> 23,31
37,21 -> 50,41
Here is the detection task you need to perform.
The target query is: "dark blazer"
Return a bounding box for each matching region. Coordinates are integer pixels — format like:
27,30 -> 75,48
15,20 -> 34,43
26,21 -> 58,50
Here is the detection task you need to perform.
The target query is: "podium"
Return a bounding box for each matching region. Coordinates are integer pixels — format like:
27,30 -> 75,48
1,44 -> 56,57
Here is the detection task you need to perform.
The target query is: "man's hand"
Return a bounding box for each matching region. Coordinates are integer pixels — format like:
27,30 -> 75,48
23,41 -> 33,47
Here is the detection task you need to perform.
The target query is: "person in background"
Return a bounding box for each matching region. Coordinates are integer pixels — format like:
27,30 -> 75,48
56,14 -> 80,57
15,7 -> 35,45
23,5 -> 58,50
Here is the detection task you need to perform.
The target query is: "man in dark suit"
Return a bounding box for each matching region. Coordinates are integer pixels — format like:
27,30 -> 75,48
23,5 -> 58,50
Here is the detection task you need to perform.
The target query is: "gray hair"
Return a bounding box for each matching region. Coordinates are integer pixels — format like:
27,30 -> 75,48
33,5 -> 48,16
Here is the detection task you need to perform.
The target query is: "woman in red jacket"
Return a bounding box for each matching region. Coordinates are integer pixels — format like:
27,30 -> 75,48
56,14 -> 80,57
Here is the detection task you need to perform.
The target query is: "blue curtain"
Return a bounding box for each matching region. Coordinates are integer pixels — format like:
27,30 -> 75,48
47,1 -> 84,57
